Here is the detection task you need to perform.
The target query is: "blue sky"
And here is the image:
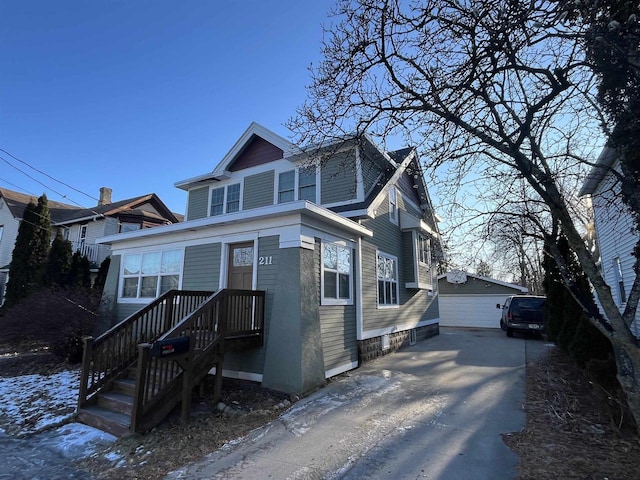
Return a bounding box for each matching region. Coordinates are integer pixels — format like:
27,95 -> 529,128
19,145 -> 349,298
0,0 -> 332,213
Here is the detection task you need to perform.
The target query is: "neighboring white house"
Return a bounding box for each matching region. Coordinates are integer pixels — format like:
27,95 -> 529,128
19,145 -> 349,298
438,270 -> 528,329
579,148 -> 640,337
0,187 -> 181,304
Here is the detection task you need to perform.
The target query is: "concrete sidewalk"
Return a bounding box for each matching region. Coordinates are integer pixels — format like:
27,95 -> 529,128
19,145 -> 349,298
166,327 -> 549,479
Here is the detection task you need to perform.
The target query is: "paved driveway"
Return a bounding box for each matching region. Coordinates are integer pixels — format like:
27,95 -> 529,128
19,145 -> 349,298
167,327 -> 548,479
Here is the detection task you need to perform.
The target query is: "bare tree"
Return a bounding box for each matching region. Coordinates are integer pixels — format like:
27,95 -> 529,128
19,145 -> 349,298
289,0 -> 640,424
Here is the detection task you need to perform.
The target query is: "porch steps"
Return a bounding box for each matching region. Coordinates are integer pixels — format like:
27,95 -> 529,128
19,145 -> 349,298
77,370 -> 136,437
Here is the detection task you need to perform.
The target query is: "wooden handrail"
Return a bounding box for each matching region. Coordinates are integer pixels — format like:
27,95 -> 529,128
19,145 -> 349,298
131,289 -> 265,432
78,290 -> 214,407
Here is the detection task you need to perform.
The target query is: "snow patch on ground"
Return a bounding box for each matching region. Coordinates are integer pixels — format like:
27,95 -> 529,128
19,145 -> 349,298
0,369 -> 80,436
0,368 -> 118,468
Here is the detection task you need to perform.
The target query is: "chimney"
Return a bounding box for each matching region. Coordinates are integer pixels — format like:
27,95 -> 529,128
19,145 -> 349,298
99,187 -> 112,206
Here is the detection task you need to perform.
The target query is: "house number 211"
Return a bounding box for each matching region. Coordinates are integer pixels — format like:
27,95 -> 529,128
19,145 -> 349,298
258,256 -> 273,265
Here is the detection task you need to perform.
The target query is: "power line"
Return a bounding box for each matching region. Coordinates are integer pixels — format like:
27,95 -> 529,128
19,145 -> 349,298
0,154 -> 90,209
0,147 -> 99,204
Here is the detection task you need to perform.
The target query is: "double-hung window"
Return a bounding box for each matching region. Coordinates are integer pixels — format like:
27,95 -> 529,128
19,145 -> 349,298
322,242 -> 352,304
210,183 -> 241,216
418,234 -> 431,266
226,183 -> 240,213
389,187 -> 398,224
210,187 -> 224,216
377,252 -> 399,306
298,168 -> 316,202
278,168 -> 317,204
278,170 -> 295,203
122,249 -> 182,300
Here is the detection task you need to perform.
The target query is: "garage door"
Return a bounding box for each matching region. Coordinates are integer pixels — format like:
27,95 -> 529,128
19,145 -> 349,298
439,294 -> 510,329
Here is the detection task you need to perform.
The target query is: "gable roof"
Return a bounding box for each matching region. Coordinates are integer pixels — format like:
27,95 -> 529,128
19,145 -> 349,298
0,188 -> 77,221
53,193 -> 180,225
437,271 -> 528,292
175,122 -> 298,190
0,188 -> 179,225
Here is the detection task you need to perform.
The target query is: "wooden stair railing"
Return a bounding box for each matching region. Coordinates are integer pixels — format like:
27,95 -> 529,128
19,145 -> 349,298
131,289 -> 265,433
78,290 -> 214,409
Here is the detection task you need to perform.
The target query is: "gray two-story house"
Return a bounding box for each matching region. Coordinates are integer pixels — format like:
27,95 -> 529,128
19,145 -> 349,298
96,122 -> 441,396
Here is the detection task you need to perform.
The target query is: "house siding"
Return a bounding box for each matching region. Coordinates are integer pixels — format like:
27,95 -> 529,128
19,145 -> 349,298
360,193 -> 439,335
402,231 -> 416,283
186,186 -> 209,220
361,154 -> 382,196
314,241 -> 358,375
182,243 -> 221,291
321,152 -> 358,204
243,171 -> 275,210
229,137 -> 284,171
397,169 -> 423,207
0,198 -> 19,269
592,169 -> 640,336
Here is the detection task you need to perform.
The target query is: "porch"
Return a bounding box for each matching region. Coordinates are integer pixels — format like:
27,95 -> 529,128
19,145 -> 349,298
77,288 -> 265,436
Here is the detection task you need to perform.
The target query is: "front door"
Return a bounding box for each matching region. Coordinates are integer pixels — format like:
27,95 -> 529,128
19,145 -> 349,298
228,242 -> 254,289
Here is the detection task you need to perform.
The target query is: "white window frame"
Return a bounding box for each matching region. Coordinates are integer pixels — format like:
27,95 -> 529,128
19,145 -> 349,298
613,257 -> 627,304
278,170 -> 295,203
377,251 -> 399,308
418,234 -> 431,266
79,224 -> 88,244
276,167 -> 319,205
210,183 -> 242,216
320,241 -> 353,305
389,187 -> 399,224
226,183 -> 241,213
119,248 -> 184,303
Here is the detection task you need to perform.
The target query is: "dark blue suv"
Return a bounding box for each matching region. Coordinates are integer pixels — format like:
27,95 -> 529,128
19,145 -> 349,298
498,295 -> 546,337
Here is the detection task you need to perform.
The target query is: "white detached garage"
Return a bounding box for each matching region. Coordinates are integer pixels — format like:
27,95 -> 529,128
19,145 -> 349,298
438,271 -> 528,329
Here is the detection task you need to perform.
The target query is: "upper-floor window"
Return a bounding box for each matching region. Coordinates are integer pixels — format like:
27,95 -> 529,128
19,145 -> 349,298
377,252 -> 399,307
298,167 -> 316,203
614,257 -> 627,304
418,234 -> 431,266
210,187 -> 225,216
0,225 -> 3,242
79,225 -> 88,244
210,183 -> 241,216
278,171 -> 295,203
121,249 -> 183,300
389,187 -> 398,224
120,222 -> 141,233
321,242 -> 352,305
227,183 -> 240,213
278,168 -> 318,204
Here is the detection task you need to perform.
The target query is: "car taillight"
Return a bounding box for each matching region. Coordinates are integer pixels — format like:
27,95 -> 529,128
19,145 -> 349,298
507,311 -> 512,321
